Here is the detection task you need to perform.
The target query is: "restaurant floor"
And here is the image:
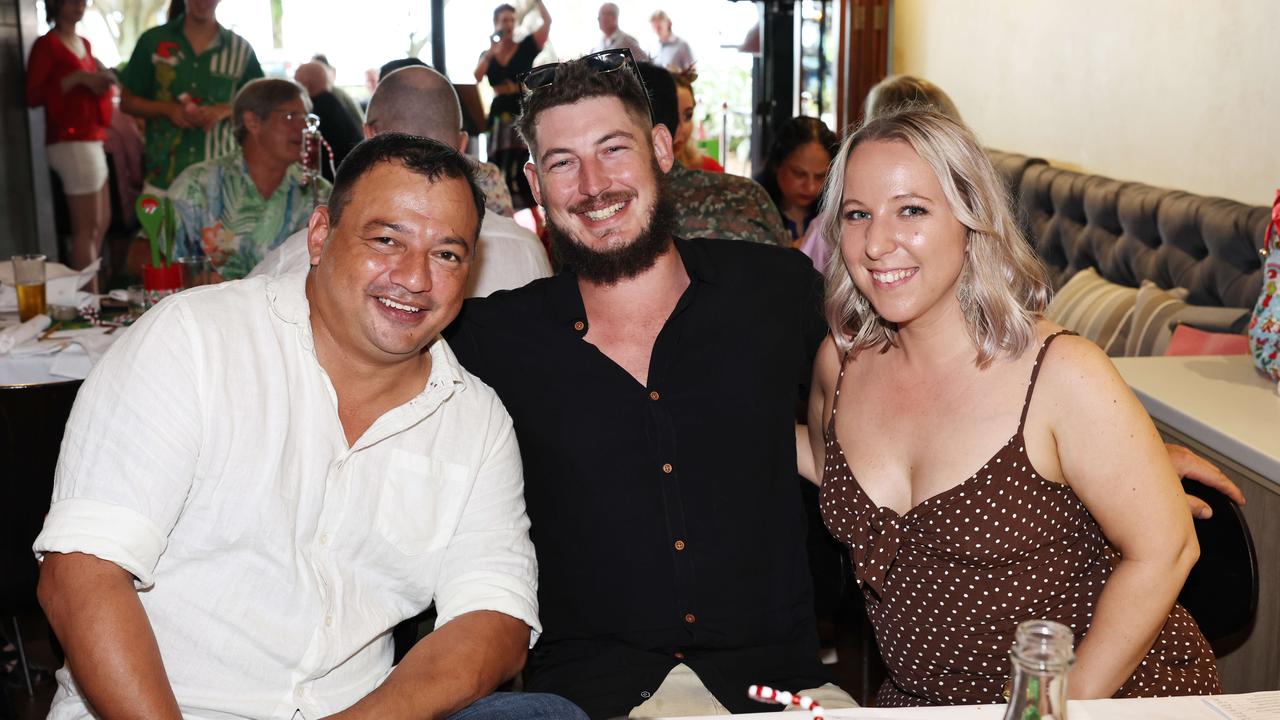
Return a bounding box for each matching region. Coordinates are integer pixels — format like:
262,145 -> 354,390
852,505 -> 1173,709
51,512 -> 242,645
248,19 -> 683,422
2,591 -> 886,717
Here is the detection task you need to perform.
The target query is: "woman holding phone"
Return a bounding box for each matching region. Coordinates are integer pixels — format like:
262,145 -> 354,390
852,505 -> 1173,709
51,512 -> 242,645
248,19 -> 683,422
475,0 -> 551,210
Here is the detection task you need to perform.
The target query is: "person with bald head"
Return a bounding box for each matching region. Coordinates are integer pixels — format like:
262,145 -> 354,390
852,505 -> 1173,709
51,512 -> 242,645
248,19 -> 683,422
295,60 -> 364,179
592,3 -> 648,59
250,65 -> 551,298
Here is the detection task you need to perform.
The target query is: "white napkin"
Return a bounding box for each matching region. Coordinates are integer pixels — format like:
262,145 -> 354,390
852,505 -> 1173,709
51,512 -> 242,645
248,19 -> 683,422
0,313 -> 51,354
0,258 -> 100,311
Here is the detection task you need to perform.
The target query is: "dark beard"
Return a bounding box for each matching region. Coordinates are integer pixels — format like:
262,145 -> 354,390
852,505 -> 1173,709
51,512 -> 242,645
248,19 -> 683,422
546,165 -> 676,286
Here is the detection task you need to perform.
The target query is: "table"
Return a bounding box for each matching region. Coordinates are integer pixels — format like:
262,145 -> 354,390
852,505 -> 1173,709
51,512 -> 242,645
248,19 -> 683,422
0,314 -> 120,387
665,690 -> 1280,719
1112,354 -> 1280,485
1112,354 -> 1280,694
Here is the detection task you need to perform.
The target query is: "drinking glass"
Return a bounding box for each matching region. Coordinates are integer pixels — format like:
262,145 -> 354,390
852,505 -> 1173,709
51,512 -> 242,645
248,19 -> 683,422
178,256 -> 214,289
12,253 -> 47,322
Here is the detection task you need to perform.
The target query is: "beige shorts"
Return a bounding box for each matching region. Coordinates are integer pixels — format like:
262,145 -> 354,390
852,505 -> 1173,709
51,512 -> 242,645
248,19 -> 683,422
46,140 -> 108,195
627,663 -> 858,718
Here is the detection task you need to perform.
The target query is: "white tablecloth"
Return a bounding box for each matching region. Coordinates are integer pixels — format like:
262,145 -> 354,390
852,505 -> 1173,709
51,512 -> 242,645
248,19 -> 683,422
663,691 -> 1280,720
0,319 -> 119,386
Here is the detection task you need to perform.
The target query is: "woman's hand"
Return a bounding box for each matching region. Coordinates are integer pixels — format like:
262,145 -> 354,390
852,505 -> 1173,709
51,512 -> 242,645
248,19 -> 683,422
164,102 -> 195,129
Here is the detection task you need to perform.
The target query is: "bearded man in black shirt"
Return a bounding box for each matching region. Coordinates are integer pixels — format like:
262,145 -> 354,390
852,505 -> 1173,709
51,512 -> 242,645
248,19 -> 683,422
445,50 -> 857,719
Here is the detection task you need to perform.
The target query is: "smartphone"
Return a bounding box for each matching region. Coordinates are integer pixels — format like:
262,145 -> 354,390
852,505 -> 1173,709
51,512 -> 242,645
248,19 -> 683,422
491,33 -> 502,44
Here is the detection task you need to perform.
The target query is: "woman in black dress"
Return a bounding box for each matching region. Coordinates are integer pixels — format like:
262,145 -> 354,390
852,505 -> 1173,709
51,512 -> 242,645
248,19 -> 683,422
474,1 -> 551,210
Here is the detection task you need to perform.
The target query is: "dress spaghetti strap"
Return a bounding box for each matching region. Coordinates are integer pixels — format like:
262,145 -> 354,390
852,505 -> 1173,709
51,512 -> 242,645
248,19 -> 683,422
1016,330 -> 1076,436
827,351 -> 854,432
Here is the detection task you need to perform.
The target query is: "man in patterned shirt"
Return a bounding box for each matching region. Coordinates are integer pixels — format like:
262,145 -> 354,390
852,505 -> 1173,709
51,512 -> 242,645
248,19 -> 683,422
119,0 -> 262,190
169,79 -> 329,280
637,62 -> 790,247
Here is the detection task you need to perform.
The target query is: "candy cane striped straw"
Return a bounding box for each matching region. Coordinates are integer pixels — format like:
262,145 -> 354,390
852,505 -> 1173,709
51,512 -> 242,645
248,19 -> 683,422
747,684 -> 824,719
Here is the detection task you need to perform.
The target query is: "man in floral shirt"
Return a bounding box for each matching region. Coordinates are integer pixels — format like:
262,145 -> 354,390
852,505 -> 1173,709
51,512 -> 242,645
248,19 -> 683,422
169,79 -> 329,280
119,1 -> 262,190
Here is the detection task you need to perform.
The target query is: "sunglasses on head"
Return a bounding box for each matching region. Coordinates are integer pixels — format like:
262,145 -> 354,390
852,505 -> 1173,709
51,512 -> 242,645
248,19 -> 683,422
518,48 -> 653,122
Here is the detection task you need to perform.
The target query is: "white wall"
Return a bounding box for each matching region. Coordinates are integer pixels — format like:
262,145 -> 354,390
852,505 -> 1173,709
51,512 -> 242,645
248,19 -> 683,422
891,0 -> 1280,207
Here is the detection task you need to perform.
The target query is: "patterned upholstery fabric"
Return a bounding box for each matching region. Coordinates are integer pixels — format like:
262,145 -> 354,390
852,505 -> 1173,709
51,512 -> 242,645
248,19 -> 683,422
1016,163 -> 1269,308
1044,267 -> 1138,355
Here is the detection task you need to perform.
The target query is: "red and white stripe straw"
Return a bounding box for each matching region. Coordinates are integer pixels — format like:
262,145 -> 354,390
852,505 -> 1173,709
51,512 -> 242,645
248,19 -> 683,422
747,684 -> 824,719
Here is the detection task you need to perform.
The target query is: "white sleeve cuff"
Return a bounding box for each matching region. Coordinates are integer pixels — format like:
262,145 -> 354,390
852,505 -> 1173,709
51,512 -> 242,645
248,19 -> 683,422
434,573 -> 542,648
33,497 -> 169,589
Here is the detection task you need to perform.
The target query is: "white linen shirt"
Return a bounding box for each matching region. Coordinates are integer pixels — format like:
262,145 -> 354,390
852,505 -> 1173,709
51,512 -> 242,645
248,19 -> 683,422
33,267 -> 540,720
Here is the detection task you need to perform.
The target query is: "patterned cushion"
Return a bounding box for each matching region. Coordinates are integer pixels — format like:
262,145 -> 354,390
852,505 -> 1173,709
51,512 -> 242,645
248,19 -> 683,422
1125,281 -> 1190,356
1045,268 -> 1137,355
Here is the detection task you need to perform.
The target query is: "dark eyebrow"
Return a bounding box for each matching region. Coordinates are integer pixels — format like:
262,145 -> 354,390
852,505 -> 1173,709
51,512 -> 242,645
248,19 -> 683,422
539,129 -> 639,164
360,219 -> 409,234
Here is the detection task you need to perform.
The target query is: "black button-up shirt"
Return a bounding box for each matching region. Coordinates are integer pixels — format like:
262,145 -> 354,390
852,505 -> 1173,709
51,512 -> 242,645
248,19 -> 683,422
446,239 -> 831,718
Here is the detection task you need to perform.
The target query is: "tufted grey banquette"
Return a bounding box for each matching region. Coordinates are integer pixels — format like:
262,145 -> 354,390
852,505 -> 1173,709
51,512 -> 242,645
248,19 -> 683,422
985,150 -> 1270,310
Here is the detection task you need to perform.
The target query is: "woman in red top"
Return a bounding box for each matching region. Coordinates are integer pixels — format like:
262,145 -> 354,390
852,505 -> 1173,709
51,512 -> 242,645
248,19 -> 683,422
25,0 -> 116,276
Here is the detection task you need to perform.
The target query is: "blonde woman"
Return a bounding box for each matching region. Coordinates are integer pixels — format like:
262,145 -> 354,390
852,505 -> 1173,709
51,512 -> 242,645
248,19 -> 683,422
806,109 -> 1220,705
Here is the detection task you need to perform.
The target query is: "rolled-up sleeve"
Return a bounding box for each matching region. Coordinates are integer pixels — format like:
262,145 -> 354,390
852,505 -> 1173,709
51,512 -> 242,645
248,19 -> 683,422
33,297 -> 204,588
432,394 -> 540,646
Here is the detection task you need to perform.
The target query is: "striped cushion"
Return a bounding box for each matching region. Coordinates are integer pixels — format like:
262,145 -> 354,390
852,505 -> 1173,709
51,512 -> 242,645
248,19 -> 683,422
1044,268 -> 1138,355
1124,281 -> 1190,356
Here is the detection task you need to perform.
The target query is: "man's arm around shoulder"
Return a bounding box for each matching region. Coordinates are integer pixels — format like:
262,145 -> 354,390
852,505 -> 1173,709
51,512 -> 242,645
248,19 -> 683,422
39,552 -> 183,719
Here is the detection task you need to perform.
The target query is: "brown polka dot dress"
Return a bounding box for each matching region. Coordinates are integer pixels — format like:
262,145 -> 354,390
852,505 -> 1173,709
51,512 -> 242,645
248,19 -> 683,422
819,331 -> 1221,706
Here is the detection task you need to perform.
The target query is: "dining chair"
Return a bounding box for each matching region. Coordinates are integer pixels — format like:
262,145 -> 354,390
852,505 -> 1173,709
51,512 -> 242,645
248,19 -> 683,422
1177,477 -> 1259,657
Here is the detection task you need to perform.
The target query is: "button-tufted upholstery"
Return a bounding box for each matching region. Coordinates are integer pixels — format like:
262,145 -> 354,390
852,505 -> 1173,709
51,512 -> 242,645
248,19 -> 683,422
1012,160 -> 1269,308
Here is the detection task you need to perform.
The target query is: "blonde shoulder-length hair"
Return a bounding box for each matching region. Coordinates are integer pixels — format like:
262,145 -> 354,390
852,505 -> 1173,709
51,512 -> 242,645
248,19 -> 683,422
820,109 -> 1051,367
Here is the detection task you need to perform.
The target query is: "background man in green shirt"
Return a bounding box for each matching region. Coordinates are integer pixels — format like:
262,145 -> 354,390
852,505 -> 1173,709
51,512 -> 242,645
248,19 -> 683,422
119,0 -> 262,190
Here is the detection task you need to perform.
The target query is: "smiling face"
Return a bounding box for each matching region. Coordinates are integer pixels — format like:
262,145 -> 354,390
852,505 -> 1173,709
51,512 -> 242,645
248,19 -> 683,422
525,95 -> 673,256
776,141 -> 832,217
839,139 -> 969,329
306,161 -> 478,366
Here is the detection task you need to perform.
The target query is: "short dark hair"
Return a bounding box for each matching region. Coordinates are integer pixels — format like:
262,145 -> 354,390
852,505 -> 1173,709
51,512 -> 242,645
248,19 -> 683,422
759,116 -> 839,209
634,62 -> 676,134
493,3 -> 516,24
311,53 -> 332,69
327,133 -> 486,239
516,56 -> 654,158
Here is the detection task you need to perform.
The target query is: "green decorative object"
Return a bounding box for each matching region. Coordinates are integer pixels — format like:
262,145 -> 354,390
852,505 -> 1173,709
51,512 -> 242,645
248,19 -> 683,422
136,194 -> 177,267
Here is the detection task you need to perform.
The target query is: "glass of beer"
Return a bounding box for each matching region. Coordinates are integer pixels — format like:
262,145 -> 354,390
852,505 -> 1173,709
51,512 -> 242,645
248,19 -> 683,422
12,253 -> 47,322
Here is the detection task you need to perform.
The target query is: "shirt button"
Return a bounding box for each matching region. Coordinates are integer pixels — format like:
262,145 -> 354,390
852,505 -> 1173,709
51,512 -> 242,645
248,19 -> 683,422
573,320 -> 585,331
294,687 -> 304,700
684,613 -> 696,624
674,651 -> 686,660
673,539 -> 686,551
662,463 -> 673,474
648,390 -> 660,401
319,533 -> 331,546
324,615 -> 333,627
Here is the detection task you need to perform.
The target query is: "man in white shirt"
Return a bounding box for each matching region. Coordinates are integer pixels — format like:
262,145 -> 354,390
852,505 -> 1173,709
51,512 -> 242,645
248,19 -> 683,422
250,65 -> 551,296
591,3 -> 649,61
648,10 -> 694,71
33,134 -> 588,720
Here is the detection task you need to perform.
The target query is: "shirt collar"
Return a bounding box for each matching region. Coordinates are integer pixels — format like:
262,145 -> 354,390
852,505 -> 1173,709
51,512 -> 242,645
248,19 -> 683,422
547,238 -> 719,331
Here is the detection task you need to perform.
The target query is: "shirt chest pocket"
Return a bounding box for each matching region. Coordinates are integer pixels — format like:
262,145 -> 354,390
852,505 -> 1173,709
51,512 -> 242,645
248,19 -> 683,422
375,451 -> 473,555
